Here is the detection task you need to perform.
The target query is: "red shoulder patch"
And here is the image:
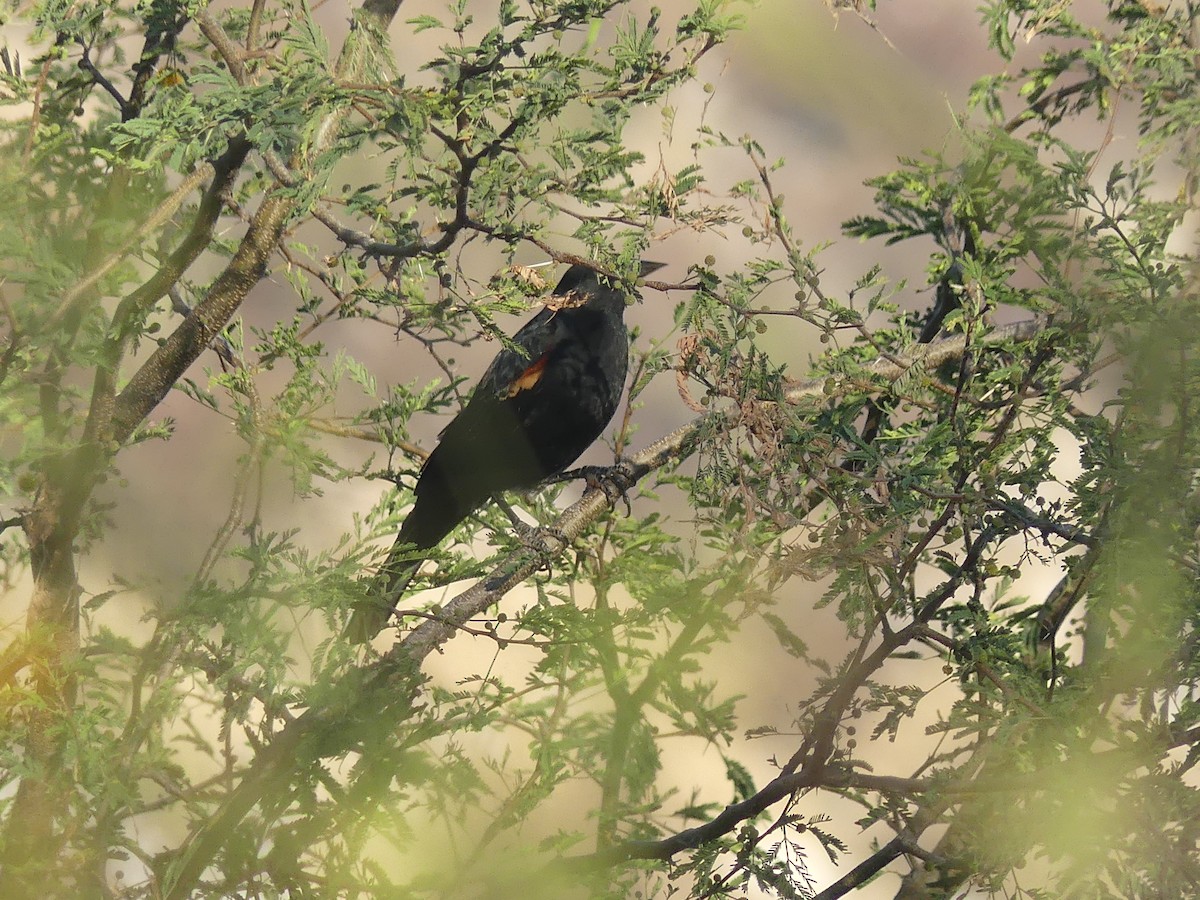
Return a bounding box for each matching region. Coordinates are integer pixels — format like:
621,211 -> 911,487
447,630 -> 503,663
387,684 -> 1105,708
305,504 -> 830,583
503,353 -> 550,398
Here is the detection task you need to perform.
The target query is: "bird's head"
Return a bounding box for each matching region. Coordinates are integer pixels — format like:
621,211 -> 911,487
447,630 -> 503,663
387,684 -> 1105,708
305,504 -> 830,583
550,260 -> 666,309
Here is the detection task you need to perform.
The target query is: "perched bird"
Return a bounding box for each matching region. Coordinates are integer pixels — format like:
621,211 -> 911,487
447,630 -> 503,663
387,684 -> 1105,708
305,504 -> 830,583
348,260 -> 665,641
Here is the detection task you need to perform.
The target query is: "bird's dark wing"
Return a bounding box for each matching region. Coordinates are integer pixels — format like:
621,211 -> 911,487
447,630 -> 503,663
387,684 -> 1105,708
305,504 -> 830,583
347,311 -> 571,642
471,307 -> 566,405
410,307 -> 572,506
427,307 -> 567,443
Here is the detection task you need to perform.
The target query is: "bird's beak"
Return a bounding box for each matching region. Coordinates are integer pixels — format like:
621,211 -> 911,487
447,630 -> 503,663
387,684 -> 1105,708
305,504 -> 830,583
637,260 -> 666,282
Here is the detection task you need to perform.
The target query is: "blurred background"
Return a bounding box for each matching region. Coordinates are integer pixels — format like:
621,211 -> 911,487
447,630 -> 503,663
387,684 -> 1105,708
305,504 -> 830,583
3,1 -> 1120,894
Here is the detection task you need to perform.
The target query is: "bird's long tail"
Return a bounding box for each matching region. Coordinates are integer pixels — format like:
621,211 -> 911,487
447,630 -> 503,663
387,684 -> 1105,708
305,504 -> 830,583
346,471 -> 469,643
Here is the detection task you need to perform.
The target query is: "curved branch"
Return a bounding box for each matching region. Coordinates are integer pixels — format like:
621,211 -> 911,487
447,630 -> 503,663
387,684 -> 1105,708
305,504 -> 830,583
108,189 -> 292,444
85,137 -> 251,447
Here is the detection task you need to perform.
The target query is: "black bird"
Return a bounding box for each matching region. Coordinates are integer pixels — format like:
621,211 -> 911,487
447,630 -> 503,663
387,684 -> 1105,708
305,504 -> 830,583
348,260 -> 665,641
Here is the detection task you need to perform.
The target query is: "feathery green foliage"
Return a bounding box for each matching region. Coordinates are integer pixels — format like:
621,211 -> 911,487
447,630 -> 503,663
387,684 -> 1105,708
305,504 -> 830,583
0,0 -> 1197,897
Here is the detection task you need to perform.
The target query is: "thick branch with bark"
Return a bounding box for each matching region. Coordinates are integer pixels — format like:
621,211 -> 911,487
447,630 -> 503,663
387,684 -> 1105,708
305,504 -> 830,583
0,2 -> 408,893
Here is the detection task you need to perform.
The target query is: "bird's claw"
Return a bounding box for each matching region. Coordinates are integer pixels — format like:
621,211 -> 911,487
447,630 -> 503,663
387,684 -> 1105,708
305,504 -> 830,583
575,460 -> 637,515
512,519 -> 569,557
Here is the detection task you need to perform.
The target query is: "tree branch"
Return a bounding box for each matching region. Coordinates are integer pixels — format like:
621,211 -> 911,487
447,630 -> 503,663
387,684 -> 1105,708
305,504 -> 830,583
86,137 -> 251,447
109,0 -> 405,444
811,835 -> 907,900
159,319 -> 1045,891
48,159 -> 224,332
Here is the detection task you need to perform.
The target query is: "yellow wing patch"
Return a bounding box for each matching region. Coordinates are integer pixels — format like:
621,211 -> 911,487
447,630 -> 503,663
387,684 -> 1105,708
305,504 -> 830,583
502,353 -> 550,399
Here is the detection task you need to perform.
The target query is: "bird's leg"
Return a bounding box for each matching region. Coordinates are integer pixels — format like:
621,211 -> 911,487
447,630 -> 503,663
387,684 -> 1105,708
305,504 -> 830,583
494,496 -> 568,559
494,496 -> 529,533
